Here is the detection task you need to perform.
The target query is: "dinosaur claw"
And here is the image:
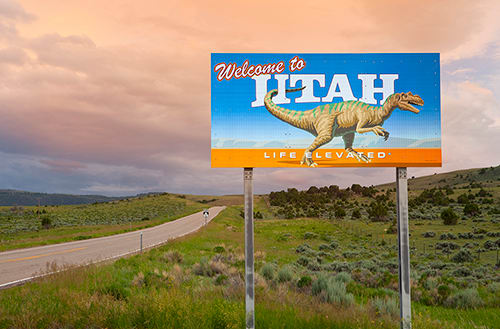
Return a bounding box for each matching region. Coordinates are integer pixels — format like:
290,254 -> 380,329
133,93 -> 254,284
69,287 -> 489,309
383,131 -> 390,141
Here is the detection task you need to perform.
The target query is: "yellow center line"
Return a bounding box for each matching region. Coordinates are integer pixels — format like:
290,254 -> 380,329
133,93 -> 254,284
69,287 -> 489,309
0,247 -> 87,263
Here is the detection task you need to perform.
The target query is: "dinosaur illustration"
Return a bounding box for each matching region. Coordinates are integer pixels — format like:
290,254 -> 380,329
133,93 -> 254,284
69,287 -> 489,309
264,87 -> 424,166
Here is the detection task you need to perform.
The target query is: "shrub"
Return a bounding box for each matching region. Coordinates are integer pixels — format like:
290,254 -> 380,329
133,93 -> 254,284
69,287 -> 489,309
311,275 -> 328,296
351,208 -> 361,219
303,232 -> 318,239
215,274 -> 228,285
335,207 -> 346,218
464,203 -> 480,217
319,244 -> 332,251
439,233 -> 457,240
325,280 -> 354,306
163,250 -> 183,264
422,231 -> 436,238
297,275 -> 312,288
445,289 -> 483,309
277,266 -> 293,282
441,208 -> 458,225
296,256 -> 309,267
296,243 -> 312,254
192,257 -> 214,277
452,267 -> 472,277
367,201 -> 388,221
41,216 -> 52,229
260,263 -> 275,281
451,249 -> 474,263
372,297 -> 398,317
213,246 -> 225,253
437,285 -> 451,301
334,272 -> 352,284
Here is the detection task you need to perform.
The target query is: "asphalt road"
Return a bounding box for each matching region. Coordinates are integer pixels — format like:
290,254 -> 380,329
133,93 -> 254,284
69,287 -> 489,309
0,206 -> 225,288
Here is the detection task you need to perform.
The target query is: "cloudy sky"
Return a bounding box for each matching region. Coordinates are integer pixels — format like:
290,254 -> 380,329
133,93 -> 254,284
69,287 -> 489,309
0,0 -> 499,196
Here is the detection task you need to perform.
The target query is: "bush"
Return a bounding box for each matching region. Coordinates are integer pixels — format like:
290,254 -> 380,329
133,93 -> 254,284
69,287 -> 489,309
439,233 -> 457,240
41,216 -> 52,229
445,289 -> 483,309
214,274 -> 228,285
296,243 -> 312,254
422,231 -> 436,238
325,280 -> 354,306
296,256 -> 310,267
277,266 -> 293,282
297,275 -> 312,288
335,207 -> 346,218
452,267 -> 472,277
351,208 -> 361,219
372,297 -> 398,317
192,257 -> 214,277
260,263 -> 275,281
213,246 -> 225,253
334,272 -> 352,284
451,249 -> 474,263
311,275 -> 329,296
319,244 -> 332,251
464,203 -> 480,217
303,232 -> 318,239
367,201 -> 388,221
163,250 -> 184,264
441,208 -> 458,225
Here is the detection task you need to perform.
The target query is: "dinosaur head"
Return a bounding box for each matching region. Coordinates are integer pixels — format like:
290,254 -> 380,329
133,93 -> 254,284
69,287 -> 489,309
392,92 -> 423,114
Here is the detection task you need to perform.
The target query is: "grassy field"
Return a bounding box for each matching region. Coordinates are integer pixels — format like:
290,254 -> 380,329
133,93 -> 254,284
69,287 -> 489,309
0,167 -> 498,328
0,193 -> 205,251
1,205 -> 498,328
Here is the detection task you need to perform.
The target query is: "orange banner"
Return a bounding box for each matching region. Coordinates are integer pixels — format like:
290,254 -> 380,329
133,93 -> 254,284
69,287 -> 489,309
211,148 -> 441,168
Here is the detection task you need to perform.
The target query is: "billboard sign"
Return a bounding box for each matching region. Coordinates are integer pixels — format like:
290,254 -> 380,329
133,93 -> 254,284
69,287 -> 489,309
211,53 -> 441,168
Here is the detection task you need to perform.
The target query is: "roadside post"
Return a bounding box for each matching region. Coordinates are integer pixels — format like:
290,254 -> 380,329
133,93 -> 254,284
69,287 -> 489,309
140,232 -> 143,253
396,168 -> 411,329
211,53 -> 441,329
244,168 -> 255,329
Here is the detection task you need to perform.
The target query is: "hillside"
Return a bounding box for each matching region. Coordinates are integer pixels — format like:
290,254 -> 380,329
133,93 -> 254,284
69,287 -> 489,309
0,193 -> 205,251
377,165 -> 500,191
0,190 -> 125,206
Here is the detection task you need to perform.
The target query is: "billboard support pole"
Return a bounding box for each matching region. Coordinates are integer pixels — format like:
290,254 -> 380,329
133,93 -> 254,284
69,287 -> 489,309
244,168 -> 255,329
396,167 -> 411,329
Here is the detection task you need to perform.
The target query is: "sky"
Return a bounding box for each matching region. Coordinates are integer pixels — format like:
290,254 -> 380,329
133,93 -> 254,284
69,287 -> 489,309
0,0 -> 499,196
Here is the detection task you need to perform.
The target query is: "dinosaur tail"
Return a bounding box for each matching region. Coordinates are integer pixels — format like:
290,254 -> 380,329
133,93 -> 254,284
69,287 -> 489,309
264,87 -> 307,130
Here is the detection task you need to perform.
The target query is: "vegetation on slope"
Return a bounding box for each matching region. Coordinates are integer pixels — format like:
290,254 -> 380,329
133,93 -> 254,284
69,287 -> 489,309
0,193 -> 205,251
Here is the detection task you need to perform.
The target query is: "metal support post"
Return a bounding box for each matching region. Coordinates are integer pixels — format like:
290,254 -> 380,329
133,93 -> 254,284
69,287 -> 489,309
140,232 -> 143,253
244,168 -> 255,329
396,167 -> 411,329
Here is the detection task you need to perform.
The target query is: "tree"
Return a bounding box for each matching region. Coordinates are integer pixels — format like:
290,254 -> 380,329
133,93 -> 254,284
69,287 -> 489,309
463,203 -> 480,217
441,207 -> 458,225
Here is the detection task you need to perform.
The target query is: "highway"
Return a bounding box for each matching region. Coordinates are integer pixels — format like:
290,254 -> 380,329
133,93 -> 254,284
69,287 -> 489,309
0,206 -> 225,288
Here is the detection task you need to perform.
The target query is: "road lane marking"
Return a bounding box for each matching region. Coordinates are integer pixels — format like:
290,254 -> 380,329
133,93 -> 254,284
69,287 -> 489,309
0,247 -> 87,264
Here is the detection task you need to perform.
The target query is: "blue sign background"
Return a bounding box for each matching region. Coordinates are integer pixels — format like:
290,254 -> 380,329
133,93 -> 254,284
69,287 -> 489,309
211,53 -> 440,149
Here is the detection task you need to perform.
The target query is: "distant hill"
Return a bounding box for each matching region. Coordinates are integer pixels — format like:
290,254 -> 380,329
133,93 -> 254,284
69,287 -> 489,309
0,190 -> 125,206
377,165 -> 500,190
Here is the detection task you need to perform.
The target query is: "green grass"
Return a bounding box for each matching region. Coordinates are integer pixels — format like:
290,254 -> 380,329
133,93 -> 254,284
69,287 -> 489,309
1,206 -> 498,329
0,193 -> 205,251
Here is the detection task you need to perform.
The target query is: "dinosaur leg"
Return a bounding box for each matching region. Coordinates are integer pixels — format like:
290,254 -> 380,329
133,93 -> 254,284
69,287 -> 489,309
300,132 -> 333,167
342,132 -> 370,163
